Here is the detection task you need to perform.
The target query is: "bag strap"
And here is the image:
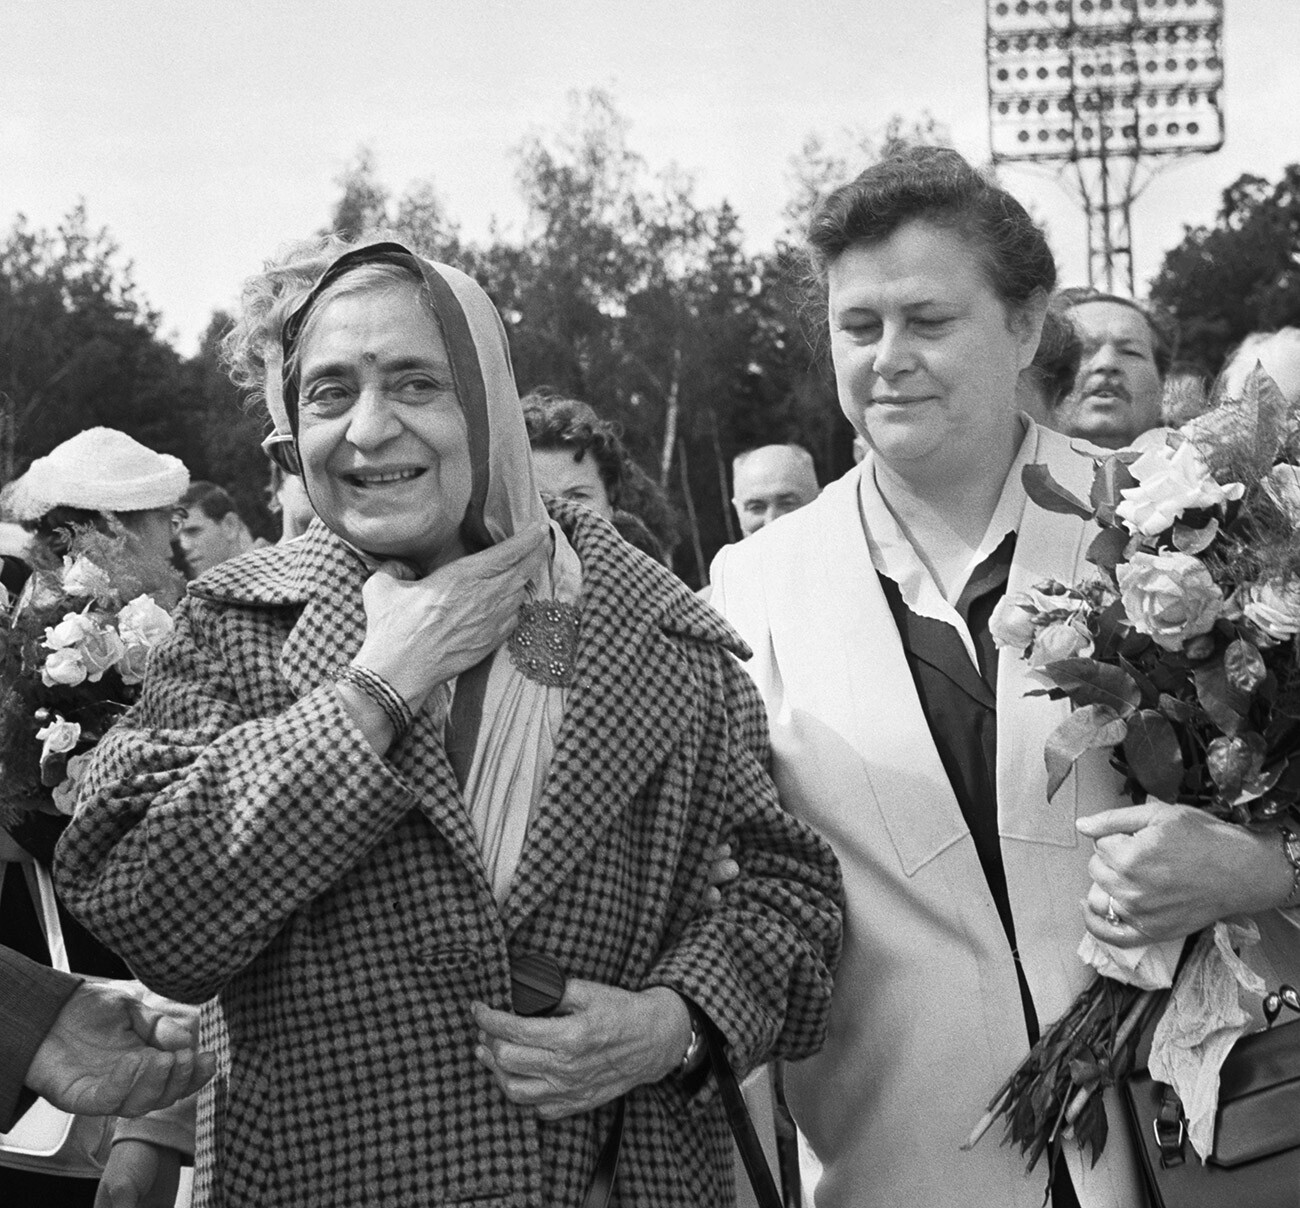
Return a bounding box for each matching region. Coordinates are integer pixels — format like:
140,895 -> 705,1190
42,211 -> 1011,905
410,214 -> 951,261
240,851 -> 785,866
580,1095 -> 625,1208
698,1012 -> 784,1208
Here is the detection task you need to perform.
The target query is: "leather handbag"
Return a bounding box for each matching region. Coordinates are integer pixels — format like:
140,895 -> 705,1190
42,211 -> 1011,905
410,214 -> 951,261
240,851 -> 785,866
1123,1017 -> 1300,1208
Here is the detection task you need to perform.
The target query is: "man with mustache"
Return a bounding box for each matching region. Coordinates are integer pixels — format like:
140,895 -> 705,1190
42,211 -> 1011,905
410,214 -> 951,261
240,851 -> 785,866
1052,290 -> 1171,449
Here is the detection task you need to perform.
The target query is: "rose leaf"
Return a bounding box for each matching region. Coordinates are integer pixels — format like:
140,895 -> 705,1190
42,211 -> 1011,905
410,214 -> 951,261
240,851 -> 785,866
1194,660 -> 1249,736
1036,658 -> 1142,716
1046,704 -> 1129,799
1122,709 -> 1185,801
1224,638 -> 1267,694
1023,464 -> 1093,520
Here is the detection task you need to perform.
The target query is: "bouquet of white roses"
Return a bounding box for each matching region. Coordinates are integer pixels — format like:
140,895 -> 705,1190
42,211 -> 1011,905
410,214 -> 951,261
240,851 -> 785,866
0,524 -> 181,822
966,367 -> 1300,1170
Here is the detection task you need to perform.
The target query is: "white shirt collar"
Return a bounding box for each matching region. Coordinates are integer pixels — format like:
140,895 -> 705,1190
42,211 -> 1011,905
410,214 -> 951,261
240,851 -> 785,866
856,419 -> 1041,665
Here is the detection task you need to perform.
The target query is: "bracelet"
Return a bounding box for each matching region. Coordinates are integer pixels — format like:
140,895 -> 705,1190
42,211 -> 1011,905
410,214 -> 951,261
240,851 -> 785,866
1280,826 -> 1300,910
338,665 -> 415,739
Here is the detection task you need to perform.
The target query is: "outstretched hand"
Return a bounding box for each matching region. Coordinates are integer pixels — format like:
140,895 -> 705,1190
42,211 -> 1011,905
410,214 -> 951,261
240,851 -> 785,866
472,980 -> 690,1120
1076,800 -> 1292,947
25,982 -> 215,1117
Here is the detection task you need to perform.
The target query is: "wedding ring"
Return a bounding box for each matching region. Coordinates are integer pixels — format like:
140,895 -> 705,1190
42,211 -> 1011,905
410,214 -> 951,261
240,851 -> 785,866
1105,896 -> 1122,927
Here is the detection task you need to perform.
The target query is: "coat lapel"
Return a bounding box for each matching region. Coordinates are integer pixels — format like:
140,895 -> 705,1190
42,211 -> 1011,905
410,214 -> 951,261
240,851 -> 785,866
204,525 -> 488,878
996,427 -> 1097,846
500,512 -> 694,935
763,469 -> 971,877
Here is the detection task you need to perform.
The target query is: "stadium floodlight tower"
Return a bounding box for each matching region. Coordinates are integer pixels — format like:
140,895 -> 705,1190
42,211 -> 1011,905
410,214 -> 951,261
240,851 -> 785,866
986,0 -> 1224,295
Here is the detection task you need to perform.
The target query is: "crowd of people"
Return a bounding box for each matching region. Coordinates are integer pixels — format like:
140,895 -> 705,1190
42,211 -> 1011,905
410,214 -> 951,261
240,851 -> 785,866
1,145 -> 1299,1208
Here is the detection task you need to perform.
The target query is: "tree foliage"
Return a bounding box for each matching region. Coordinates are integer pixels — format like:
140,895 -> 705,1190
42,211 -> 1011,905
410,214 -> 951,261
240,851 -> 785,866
0,204 -> 203,483
1150,165 -> 1300,377
0,98 -> 960,579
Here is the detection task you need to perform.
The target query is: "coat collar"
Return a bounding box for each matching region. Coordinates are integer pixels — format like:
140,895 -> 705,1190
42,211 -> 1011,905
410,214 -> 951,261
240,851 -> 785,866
499,502 -> 747,933
188,506 -> 749,935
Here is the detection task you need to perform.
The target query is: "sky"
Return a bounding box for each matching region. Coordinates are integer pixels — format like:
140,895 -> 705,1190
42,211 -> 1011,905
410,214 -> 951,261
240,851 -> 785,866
4,0 -> 1298,356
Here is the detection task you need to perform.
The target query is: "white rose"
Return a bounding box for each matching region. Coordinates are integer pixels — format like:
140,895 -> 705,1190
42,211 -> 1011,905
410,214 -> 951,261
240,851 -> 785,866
78,624 -> 126,682
1029,618 -> 1094,667
36,715 -> 82,755
44,611 -> 94,650
61,554 -> 113,601
1241,580 -> 1300,643
1118,550 -> 1224,651
117,595 -> 174,648
1115,439 -> 1245,537
1263,465 -> 1300,525
42,647 -> 87,687
989,595 -> 1039,650
52,751 -> 94,816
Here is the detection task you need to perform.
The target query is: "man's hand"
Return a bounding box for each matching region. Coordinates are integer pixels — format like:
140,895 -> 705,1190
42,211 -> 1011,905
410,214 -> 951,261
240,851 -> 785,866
25,983 -> 215,1117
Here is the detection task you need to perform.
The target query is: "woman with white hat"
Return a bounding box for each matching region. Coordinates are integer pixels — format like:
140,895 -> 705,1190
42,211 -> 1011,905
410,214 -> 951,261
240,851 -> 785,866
4,427 -> 189,566
1,426 -> 192,1206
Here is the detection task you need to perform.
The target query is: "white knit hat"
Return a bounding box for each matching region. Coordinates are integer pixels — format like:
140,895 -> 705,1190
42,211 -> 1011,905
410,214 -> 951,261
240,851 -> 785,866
6,427 -> 190,521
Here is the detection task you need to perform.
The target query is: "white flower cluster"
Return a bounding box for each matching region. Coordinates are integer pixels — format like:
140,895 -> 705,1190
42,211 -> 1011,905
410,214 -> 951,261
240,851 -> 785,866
989,583 -> 1097,667
41,594 -> 174,688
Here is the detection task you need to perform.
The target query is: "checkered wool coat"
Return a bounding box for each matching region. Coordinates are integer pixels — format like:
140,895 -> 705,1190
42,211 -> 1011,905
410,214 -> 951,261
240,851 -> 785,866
55,502 -> 843,1208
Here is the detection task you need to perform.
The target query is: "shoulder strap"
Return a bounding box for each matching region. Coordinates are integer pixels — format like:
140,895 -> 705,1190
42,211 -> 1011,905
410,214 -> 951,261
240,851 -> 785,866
699,1013 -> 784,1208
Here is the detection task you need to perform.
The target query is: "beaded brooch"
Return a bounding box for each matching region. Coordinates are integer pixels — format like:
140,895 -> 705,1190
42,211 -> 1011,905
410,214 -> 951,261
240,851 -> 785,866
508,600 -> 580,687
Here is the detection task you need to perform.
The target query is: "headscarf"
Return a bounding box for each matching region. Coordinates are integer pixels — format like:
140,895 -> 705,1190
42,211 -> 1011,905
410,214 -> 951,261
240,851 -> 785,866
281,243 -> 582,903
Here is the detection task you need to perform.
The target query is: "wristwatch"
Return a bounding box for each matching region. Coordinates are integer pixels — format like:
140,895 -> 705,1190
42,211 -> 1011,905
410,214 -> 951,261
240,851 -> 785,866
1280,826 -> 1300,909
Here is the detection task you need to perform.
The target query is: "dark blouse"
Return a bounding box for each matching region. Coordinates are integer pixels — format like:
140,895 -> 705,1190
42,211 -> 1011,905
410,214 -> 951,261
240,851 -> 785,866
878,534 -> 1082,1208
876,533 -> 1039,1038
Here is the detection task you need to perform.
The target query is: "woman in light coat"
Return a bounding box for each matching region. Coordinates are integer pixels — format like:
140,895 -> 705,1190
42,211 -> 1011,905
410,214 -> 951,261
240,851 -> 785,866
709,147 -> 1300,1208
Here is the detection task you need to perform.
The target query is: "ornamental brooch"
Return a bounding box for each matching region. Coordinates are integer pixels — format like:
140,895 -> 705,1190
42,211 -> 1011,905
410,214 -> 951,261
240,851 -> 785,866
508,600 -> 580,687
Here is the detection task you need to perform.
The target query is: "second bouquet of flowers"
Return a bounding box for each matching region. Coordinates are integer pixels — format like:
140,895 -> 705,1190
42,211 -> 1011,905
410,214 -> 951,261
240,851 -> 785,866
966,367 -> 1300,1170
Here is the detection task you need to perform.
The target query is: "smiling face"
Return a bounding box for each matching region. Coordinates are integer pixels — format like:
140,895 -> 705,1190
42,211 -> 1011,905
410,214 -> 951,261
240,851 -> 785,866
1056,300 -> 1163,448
295,282 -> 472,572
827,219 -> 1042,485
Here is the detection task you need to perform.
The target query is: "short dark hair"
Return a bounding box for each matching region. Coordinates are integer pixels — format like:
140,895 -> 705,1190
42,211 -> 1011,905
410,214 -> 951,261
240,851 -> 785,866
1057,287 -> 1175,379
521,391 -> 625,505
806,146 -> 1056,316
1028,306 -> 1083,409
178,481 -> 239,524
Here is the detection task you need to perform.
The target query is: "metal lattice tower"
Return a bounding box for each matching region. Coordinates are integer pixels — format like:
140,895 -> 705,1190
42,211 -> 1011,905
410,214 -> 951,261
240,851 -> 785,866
987,0 -> 1225,295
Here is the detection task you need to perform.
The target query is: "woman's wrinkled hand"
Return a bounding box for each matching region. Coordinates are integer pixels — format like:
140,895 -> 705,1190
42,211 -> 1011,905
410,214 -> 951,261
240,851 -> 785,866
471,980 -> 691,1120
1076,801 -> 1293,947
354,523 -> 550,709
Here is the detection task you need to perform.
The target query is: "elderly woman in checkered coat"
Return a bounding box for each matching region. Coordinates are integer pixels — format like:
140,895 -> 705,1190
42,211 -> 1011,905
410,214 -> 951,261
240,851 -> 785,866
55,241 -> 843,1208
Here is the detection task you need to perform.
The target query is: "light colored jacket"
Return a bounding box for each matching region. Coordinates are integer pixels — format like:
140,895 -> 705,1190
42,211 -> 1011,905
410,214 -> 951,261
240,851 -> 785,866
711,426 -> 1174,1207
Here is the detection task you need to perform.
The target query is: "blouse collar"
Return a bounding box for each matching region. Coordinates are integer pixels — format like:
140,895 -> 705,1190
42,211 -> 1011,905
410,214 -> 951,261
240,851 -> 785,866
857,418 -> 1041,665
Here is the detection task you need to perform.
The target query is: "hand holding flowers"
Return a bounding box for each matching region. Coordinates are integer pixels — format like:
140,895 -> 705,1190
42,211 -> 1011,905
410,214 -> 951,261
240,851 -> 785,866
968,367 -> 1300,1170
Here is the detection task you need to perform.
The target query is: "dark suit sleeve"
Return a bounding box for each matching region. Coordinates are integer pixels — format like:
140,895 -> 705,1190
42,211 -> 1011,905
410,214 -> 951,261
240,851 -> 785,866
644,648 -> 844,1080
0,945 -> 81,1129
54,597 -> 419,1004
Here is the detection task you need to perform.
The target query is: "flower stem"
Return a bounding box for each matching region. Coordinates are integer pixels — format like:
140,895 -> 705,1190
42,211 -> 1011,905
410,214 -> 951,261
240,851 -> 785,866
1063,988 -> 1160,1129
